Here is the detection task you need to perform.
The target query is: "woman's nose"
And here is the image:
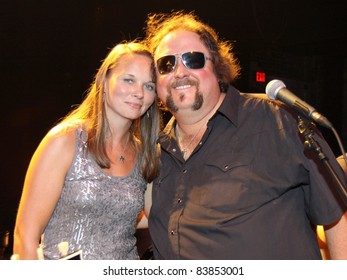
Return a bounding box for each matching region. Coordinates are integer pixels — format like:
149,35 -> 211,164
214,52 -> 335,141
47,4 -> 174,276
132,84 -> 144,98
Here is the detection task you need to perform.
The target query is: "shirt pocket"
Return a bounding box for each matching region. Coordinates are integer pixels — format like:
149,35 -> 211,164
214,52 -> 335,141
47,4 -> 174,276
196,151 -> 255,212
206,151 -> 253,173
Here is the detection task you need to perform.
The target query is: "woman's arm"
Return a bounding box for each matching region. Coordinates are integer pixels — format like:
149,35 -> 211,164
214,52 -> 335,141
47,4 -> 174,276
144,182 -> 152,218
136,183 -> 153,229
13,126 -> 75,259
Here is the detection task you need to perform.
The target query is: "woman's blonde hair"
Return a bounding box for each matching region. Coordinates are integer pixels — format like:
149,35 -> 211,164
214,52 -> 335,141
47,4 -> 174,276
59,41 -> 160,182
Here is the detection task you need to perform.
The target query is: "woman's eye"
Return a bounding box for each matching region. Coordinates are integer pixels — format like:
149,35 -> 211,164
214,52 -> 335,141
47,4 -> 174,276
124,78 -> 133,83
145,83 -> 155,91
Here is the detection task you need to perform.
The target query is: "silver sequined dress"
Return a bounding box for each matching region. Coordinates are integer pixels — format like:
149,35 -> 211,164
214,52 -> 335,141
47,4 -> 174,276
41,127 -> 146,259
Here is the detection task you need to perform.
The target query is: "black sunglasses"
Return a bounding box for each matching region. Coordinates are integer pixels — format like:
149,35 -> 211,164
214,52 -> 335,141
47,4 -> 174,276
156,51 -> 212,75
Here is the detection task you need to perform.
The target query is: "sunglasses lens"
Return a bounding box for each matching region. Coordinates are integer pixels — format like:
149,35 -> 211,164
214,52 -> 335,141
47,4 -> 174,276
156,52 -> 207,75
182,52 -> 205,69
157,55 -> 176,75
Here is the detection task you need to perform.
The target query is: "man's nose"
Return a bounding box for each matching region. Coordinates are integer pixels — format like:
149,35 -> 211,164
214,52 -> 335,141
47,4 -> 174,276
174,58 -> 189,78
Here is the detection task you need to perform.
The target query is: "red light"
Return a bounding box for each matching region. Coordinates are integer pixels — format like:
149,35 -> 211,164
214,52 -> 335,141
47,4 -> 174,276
256,72 -> 266,82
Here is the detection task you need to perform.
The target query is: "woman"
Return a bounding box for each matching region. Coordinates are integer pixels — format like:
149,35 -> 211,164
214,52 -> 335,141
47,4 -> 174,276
13,41 -> 160,260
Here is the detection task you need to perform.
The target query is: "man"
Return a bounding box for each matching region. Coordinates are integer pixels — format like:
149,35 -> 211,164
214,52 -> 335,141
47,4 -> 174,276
145,11 -> 347,259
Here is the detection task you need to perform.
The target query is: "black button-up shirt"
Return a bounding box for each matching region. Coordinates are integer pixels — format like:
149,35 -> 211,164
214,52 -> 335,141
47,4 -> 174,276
149,85 -> 346,259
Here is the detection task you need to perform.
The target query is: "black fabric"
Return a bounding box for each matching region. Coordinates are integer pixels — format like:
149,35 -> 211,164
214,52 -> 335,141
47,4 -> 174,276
149,85 -> 347,260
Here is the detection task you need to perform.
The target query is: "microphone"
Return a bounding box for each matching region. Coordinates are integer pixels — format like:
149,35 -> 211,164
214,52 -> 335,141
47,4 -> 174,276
265,79 -> 333,129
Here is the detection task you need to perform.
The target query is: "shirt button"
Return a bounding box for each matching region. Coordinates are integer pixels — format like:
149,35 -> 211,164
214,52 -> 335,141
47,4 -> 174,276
224,164 -> 229,170
183,169 -> 187,173
170,230 -> 175,235
172,148 -> 177,152
177,198 -> 182,203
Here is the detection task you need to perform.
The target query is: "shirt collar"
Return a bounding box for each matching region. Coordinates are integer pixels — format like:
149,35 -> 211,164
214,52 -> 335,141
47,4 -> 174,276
160,84 -> 241,141
216,84 -> 240,126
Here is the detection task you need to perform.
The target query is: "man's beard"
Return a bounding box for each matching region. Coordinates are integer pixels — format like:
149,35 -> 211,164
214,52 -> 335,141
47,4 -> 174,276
165,80 -> 204,113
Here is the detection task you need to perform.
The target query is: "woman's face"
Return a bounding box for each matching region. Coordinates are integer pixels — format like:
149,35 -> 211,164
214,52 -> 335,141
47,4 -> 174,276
104,53 -> 156,123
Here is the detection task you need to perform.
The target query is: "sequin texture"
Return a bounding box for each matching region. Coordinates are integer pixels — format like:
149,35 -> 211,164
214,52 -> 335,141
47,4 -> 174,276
41,127 -> 146,259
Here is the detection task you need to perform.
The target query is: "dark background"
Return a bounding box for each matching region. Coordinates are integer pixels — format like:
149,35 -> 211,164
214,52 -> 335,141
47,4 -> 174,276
1,0 -> 347,258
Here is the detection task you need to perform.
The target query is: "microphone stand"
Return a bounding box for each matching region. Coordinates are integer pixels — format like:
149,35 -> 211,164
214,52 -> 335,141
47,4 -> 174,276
297,117 -> 347,207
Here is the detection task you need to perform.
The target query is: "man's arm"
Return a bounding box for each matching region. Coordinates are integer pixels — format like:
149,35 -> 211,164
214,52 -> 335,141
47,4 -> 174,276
325,211 -> 347,259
